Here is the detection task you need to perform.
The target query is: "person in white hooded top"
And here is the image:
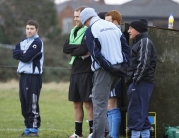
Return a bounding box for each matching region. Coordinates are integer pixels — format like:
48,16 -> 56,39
80,7 -> 127,138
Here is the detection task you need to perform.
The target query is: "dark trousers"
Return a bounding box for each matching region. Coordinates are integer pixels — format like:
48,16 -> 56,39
19,74 -> 42,128
127,82 -> 154,131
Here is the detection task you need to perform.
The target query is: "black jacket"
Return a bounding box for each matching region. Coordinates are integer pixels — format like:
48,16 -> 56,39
126,32 -> 157,84
63,27 -> 92,74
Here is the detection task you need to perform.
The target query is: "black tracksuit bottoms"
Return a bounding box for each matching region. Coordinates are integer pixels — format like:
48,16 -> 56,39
19,73 -> 42,128
127,82 -> 154,131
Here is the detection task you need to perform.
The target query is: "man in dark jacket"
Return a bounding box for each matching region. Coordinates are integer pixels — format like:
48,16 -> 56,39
126,19 -> 157,138
13,20 -> 44,137
63,6 -> 93,138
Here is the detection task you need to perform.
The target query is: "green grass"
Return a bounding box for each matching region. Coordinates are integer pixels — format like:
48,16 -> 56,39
0,80 -> 125,138
0,81 -> 90,138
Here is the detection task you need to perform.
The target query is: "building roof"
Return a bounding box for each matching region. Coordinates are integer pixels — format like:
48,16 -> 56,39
56,0 -> 179,19
120,0 -> 179,18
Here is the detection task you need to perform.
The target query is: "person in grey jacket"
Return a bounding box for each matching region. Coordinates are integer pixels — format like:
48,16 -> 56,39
80,8 -> 126,138
13,20 -> 44,137
126,19 -> 157,138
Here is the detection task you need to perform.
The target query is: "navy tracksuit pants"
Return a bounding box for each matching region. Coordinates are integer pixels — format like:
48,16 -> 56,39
127,82 -> 154,131
19,74 -> 42,128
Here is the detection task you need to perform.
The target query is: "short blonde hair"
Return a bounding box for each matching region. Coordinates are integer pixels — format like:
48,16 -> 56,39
75,6 -> 88,12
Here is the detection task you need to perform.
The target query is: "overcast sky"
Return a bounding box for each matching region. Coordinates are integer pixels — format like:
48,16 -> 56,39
54,0 -> 133,5
54,0 -> 179,4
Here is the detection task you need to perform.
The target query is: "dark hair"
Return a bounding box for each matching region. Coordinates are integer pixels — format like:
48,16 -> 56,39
105,10 -> 122,24
75,6 -> 88,12
26,20 -> 39,29
98,12 -> 107,20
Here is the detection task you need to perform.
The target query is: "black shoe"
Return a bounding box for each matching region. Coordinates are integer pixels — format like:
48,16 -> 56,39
21,132 -> 39,137
21,132 -> 28,137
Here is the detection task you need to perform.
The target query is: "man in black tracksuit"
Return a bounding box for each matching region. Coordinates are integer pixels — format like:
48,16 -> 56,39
126,19 -> 157,138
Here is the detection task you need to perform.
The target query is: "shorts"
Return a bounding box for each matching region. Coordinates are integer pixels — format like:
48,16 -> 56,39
109,79 -> 122,98
68,73 -> 93,102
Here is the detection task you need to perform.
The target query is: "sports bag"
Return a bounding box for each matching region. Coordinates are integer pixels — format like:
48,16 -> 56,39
163,123 -> 179,138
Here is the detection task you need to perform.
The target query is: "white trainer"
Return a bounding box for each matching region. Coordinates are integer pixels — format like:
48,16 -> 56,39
69,133 -> 83,138
87,133 -> 93,138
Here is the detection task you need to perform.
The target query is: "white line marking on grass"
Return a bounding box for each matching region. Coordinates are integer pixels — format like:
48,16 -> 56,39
0,128 -> 71,132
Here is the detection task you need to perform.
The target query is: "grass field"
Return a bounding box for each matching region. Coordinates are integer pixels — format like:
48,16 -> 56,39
0,80 -> 125,138
0,80 -> 90,138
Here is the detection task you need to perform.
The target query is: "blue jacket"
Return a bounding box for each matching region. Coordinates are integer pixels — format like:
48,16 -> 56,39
13,34 -> 44,74
85,16 -> 126,72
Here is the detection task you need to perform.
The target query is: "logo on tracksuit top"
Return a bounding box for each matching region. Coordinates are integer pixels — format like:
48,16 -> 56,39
32,44 -> 37,49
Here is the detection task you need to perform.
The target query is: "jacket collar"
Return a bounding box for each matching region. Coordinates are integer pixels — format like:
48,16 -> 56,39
134,32 -> 148,43
90,16 -> 100,26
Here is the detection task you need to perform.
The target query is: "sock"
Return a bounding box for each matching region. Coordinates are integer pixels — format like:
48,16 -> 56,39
141,129 -> 150,138
89,120 -> 93,134
107,108 -> 121,138
75,122 -> 82,136
107,111 -> 112,136
24,128 -> 30,134
131,130 -> 140,138
29,128 -> 39,133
